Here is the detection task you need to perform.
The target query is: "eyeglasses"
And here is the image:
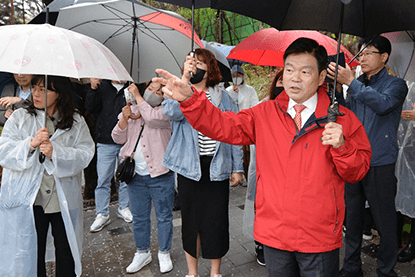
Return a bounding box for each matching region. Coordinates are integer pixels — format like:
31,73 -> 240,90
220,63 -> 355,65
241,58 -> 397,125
357,50 -> 382,61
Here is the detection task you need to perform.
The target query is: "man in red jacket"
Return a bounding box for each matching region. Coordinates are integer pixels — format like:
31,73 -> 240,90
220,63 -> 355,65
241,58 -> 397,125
154,38 -> 372,276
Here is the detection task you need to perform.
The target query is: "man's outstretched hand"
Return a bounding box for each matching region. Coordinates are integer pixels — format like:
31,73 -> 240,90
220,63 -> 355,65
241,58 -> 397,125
152,56 -> 196,102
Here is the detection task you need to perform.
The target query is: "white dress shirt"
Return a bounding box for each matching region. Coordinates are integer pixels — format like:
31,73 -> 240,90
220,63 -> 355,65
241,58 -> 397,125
287,93 -> 318,129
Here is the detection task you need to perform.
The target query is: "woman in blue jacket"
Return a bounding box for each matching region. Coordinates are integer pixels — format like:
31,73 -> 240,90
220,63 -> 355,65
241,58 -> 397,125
162,48 -> 244,277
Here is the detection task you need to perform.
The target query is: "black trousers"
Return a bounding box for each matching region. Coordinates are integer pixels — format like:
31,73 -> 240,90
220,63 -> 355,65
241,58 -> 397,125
263,245 -> 339,277
33,206 -> 76,277
343,164 -> 398,277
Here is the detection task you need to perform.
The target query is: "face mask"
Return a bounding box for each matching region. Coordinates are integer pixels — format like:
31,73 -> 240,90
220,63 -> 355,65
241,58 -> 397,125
233,77 -> 244,85
273,87 -> 284,98
143,90 -> 163,107
190,68 -> 206,84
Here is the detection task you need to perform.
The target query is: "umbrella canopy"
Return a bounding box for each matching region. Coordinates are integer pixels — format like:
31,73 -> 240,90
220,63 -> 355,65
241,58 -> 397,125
202,40 -> 232,82
0,23 -> 132,82
56,0 -> 204,83
213,0 -> 415,38
227,28 -> 359,67
383,31 -> 415,82
30,0 -> 112,25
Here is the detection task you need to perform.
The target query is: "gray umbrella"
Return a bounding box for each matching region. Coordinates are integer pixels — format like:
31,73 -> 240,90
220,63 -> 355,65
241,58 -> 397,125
56,0 -> 204,83
30,0 -> 111,24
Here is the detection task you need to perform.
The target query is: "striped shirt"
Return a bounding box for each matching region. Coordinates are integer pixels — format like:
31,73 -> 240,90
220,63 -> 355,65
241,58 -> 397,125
198,90 -> 216,156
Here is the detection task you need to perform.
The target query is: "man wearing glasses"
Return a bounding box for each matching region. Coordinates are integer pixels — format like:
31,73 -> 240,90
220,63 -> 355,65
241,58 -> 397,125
328,36 -> 408,277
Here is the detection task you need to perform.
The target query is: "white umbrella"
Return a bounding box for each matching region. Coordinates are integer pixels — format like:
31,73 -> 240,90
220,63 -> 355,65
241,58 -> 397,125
0,23 -> 132,162
0,23 -> 132,82
383,31 -> 415,82
55,0 -> 204,83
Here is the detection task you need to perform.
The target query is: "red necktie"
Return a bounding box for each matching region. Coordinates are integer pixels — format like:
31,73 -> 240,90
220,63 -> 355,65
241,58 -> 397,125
294,104 -> 306,130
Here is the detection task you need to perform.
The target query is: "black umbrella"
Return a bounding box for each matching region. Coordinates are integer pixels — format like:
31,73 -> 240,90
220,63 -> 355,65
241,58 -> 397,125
213,0 -> 415,38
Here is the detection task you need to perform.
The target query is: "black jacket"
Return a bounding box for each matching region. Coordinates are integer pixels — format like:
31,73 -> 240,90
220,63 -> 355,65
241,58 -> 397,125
85,80 -> 126,144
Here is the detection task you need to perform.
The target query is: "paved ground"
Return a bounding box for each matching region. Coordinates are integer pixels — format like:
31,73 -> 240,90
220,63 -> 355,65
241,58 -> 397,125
48,185 -> 415,276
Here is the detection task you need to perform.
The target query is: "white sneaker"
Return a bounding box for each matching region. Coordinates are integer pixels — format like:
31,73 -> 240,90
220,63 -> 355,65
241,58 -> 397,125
158,252 -> 173,273
90,214 -> 111,233
126,251 -> 152,273
117,207 -> 133,223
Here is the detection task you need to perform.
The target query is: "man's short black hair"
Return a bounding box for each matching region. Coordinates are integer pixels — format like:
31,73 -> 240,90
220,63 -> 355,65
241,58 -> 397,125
283,38 -> 328,73
359,35 -> 392,63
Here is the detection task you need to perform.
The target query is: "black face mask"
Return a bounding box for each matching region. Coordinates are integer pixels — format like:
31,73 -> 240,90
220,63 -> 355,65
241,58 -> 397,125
190,68 -> 206,84
272,86 -> 284,98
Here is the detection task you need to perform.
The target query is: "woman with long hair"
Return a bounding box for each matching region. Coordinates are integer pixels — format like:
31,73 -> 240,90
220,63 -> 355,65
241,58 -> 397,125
0,75 -> 95,276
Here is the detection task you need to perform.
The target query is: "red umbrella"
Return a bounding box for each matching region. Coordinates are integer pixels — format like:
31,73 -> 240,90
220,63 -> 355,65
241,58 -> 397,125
227,28 -> 359,67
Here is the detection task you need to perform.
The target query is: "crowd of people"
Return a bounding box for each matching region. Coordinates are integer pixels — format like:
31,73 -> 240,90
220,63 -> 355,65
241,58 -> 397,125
0,34 -> 414,277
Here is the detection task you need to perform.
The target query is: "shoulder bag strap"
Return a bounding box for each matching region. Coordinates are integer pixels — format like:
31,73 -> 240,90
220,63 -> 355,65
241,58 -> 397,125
130,123 -> 145,157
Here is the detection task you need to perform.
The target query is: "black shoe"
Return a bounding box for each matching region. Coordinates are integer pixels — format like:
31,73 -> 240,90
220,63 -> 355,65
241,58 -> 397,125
339,268 -> 363,277
398,240 -> 415,263
255,244 -> 266,266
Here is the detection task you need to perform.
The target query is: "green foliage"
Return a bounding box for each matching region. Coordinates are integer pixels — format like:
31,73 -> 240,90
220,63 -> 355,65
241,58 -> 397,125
242,65 -> 281,100
150,1 -> 269,46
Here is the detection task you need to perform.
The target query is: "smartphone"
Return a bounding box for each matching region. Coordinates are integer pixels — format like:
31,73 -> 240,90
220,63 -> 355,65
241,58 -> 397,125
325,52 -> 345,83
124,88 -> 137,105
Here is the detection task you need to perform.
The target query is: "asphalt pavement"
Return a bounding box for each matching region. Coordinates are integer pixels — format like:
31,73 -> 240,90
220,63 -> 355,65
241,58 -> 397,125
46,185 -> 415,277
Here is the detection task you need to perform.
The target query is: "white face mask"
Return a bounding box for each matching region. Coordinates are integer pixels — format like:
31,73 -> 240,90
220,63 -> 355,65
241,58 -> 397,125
233,77 -> 244,85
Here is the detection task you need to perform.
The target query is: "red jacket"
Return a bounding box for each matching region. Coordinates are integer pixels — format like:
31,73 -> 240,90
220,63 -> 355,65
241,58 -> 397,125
180,87 -> 371,253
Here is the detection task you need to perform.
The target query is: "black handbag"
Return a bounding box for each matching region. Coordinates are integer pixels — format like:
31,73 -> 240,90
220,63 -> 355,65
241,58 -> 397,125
114,124 -> 145,184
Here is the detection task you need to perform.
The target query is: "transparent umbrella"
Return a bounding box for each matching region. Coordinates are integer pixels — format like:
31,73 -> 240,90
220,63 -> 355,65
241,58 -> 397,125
0,23 -> 132,161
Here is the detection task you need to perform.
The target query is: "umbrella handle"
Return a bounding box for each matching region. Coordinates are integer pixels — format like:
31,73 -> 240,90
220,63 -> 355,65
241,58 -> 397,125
39,152 -> 45,163
327,102 -> 345,123
190,52 -> 194,78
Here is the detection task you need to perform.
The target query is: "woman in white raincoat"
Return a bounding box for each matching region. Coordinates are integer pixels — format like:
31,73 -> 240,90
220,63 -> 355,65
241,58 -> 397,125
0,75 -> 95,277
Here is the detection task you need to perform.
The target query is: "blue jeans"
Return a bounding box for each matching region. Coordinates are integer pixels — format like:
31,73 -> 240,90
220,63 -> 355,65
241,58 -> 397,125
128,171 -> 175,252
95,143 -> 129,216
264,245 -> 339,277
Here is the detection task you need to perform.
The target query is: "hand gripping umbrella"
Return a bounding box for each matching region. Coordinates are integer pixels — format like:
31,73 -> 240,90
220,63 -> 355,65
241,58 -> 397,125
0,23 -> 133,162
153,0 -> 212,77
56,0 -> 204,83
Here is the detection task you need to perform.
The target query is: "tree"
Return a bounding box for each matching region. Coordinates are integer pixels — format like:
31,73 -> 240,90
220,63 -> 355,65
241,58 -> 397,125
1,0 -> 45,25
148,1 -> 269,46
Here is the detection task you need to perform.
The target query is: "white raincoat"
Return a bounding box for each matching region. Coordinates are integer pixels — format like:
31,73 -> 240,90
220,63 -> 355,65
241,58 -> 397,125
225,83 -> 259,111
0,108 -> 95,277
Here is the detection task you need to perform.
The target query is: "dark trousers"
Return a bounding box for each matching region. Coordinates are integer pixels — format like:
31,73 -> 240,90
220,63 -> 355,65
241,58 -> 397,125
343,164 -> 398,277
33,206 -> 76,277
263,245 -> 339,277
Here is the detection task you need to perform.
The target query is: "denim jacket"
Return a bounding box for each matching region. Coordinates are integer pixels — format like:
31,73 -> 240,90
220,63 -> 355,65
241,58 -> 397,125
162,85 -> 244,181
